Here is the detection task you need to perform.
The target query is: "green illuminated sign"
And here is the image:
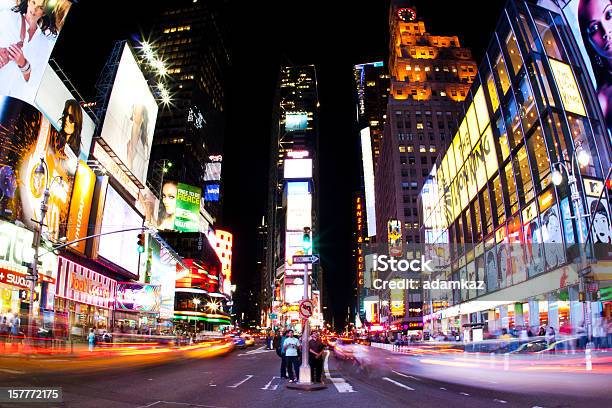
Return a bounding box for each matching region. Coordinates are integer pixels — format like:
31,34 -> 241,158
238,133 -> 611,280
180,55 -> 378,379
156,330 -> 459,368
174,183 -> 202,232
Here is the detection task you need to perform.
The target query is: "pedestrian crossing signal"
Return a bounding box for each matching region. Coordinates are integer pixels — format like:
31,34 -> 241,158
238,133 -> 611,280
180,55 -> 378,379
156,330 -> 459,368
137,233 -> 145,253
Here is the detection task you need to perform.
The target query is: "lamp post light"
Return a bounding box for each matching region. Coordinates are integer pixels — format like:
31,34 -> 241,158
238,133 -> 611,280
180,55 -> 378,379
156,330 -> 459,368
551,143 -> 591,342
27,158 -> 62,343
193,297 -> 201,333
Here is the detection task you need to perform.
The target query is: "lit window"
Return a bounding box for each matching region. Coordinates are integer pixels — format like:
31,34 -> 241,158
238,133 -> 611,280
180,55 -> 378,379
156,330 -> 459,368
420,145 -> 426,152
440,91 -> 447,96
429,146 -> 436,153
399,146 -> 406,153
406,65 -> 412,71
407,146 -> 414,152
414,66 -> 421,71
416,123 -> 424,129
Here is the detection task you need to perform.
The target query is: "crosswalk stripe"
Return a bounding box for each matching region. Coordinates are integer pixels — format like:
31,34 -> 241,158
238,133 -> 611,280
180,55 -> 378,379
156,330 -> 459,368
227,375 -> 254,388
323,350 -> 356,393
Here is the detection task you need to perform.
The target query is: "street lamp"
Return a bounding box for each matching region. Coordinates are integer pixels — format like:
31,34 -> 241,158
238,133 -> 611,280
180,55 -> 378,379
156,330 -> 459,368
193,297 -> 201,332
28,158 -> 62,343
551,143 -> 591,342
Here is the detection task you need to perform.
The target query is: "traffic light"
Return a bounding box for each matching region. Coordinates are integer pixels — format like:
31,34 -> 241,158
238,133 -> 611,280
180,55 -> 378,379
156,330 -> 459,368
137,233 -> 145,253
302,227 -> 312,252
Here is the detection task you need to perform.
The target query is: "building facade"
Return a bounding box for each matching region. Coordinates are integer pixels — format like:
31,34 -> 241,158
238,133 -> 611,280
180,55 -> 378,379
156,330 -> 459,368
262,65 -> 323,330
419,0 -> 612,339
370,1 -> 476,333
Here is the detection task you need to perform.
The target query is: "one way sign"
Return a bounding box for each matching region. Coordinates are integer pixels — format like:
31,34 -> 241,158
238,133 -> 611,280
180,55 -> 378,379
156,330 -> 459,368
292,255 -> 320,264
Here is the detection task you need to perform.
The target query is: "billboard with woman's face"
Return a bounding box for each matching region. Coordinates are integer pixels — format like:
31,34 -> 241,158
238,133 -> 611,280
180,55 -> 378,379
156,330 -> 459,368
98,44 -> 158,185
0,95 -> 76,239
541,206 -> 565,270
0,0 -> 73,104
557,0 -> 612,133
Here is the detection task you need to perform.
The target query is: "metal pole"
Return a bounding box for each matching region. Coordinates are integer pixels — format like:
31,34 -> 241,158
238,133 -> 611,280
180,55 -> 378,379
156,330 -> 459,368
298,260 -> 311,384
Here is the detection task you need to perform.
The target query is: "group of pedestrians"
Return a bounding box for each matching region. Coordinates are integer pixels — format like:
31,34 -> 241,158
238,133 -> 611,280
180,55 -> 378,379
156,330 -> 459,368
273,329 -> 325,384
0,312 -> 21,340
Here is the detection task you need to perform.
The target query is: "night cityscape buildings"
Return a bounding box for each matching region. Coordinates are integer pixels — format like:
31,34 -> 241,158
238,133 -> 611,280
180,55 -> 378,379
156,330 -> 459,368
1,1 -> 612,406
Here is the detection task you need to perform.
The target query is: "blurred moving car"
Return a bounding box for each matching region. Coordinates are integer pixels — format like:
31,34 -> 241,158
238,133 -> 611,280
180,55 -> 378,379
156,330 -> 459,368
241,334 -> 255,347
230,334 -> 246,349
333,338 -> 356,360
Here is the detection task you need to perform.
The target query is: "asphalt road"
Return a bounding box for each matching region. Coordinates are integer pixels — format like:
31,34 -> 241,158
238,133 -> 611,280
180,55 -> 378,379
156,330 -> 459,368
0,341 -> 610,407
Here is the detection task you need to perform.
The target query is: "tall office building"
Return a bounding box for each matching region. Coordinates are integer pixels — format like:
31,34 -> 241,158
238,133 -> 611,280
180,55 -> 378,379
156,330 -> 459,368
147,0 -> 231,222
262,65 -> 323,329
371,2 -> 476,331
353,61 -> 389,323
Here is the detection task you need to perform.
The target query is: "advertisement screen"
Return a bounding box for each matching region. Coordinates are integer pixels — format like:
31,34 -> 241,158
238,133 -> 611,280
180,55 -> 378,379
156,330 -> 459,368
285,112 -> 308,131
204,184 -> 220,202
286,183 -> 312,231
149,238 -> 176,319
388,219 -> 402,257
0,96 -> 76,240
66,161 -> 95,254
34,64 -> 94,161
116,283 -> 161,313
0,0 -> 73,103
98,185 -> 143,276
284,158 -> 313,179
204,162 -> 222,181
360,127 -> 376,237
98,44 -> 158,184
157,181 -> 201,232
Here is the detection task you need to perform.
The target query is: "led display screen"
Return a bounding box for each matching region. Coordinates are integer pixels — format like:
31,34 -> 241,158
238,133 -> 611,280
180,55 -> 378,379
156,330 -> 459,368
98,44 -> 158,184
204,184 -> 220,202
284,158 -> 313,179
98,185 -> 143,276
115,283 -> 161,313
204,162 -> 222,181
285,112 -> 308,131
360,127 -> 376,237
0,0 -> 73,103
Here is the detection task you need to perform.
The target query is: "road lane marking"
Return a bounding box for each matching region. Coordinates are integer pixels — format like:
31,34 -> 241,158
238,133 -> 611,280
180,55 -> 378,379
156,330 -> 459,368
137,401 -> 228,408
0,368 -> 24,374
227,374 -> 254,388
493,399 -> 507,404
460,392 -> 470,396
323,350 -> 356,393
237,346 -> 275,357
440,387 -> 447,390
392,370 -> 420,381
261,376 -> 280,391
382,377 -> 414,391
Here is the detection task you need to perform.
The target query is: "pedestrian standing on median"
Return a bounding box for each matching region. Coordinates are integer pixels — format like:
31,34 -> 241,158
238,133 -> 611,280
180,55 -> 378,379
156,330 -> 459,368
88,328 -> 95,352
309,331 -> 325,384
283,329 -> 301,383
276,330 -> 288,378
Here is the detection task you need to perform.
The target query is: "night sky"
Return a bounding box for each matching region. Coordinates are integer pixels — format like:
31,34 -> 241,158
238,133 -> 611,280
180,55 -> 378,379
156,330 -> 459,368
52,0 -> 505,330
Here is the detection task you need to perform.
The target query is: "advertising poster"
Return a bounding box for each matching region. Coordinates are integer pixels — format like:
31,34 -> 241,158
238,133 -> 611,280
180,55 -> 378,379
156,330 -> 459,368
204,162 -> 222,181
115,283 -> 161,313
541,205 -> 565,270
149,238 -> 176,319
0,0 -> 73,103
65,161 -> 95,254
285,112 -> 308,131
204,184 -> 220,202
0,96 -> 75,241
98,185 -> 143,276
387,219 -> 402,257
523,209 -> 545,278
286,181 -> 312,231
174,182 -> 201,232
34,64 -> 95,162
587,196 -> 612,258
558,0 -> 612,130
98,43 -> 158,184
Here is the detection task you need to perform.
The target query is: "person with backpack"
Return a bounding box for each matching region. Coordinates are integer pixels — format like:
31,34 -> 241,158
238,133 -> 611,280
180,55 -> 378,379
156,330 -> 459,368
276,330 -> 288,378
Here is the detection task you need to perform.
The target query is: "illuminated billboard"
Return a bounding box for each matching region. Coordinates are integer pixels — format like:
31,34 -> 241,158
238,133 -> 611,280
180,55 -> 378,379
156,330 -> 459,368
157,181 -> 201,232
204,184 -> 220,202
66,161 -> 96,254
285,230 -> 312,271
286,182 -> 312,231
204,162 -> 222,181
390,278 -> 405,317
360,127 -> 376,237
553,1 -> 604,121
35,64 -> 94,161
0,0 -> 73,103
98,43 -> 158,184
285,112 -> 308,131
0,96 -> 76,241
149,238 -> 177,319
116,283 -> 161,313
284,158 -> 313,179
388,219 -> 402,257
98,185 -> 143,276
214,229 -> 233,296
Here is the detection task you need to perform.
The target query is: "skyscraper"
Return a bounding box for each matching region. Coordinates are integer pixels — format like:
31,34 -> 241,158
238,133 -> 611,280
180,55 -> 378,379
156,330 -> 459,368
375,2 -> 476,246
372,2 -> 476,331
147,0 -> 231,222
262,65 -> 322,329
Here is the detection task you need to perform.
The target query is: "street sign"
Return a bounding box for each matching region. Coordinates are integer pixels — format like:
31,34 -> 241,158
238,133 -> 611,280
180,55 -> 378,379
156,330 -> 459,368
292,254 -> 320,264
299,299 -> 314,319
269,313 -> 277,319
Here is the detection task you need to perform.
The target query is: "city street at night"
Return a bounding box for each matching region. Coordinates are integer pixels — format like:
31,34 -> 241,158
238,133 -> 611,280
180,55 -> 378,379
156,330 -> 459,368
2,339 -> 612,407
2,0 -> 612,406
